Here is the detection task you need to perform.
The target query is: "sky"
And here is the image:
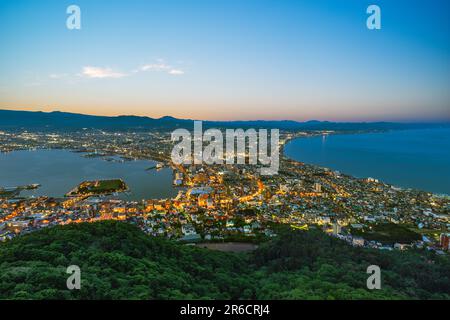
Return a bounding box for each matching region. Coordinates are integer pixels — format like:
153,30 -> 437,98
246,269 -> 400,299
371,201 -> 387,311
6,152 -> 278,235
0,0 -> 449,122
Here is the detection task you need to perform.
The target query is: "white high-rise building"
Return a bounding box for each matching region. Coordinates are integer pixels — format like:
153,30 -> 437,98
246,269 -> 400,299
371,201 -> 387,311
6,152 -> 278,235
314,182 -> 322,193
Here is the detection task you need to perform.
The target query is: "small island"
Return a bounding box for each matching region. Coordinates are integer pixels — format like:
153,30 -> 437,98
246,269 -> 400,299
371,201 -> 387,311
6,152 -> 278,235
66,179 -> 128,197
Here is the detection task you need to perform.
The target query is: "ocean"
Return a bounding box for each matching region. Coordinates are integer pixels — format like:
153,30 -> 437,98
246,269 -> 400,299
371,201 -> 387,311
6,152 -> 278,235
284,128 -> 450,195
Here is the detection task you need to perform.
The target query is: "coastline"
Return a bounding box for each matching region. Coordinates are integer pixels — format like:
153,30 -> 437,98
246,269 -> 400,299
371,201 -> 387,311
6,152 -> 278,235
0,149 -> 177,201
282,128 -> 450,197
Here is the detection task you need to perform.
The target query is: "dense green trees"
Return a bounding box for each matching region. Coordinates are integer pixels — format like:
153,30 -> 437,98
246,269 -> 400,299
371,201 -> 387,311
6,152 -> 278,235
253,226 -> 449,299
0,221 -> 448,300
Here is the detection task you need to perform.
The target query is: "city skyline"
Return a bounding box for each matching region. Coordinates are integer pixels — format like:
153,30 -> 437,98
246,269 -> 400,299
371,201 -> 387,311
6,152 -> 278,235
1,0 -> 450,305
0,0 -> 449,122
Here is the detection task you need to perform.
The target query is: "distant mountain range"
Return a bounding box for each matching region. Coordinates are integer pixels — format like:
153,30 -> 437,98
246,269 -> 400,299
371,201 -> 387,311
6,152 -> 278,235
0,109 -> 448,131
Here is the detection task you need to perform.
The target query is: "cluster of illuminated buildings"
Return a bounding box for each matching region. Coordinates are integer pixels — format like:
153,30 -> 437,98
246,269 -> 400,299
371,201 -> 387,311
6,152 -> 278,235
0,129 -> 449,253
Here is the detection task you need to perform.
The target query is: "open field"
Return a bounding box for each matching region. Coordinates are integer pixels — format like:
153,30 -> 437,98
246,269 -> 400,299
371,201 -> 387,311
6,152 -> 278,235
195,242 -> 258,253
351,223 -> 422,244
67,179 -> 127,196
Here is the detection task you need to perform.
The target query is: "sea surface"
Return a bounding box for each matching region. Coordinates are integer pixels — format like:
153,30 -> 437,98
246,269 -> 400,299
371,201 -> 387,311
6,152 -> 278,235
0,149 -> 178,201
284,128 -> 450,195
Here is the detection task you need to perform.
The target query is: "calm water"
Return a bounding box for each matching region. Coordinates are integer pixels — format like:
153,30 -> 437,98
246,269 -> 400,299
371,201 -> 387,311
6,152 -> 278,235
284,128 -> 450,195
0,149 -> 178,201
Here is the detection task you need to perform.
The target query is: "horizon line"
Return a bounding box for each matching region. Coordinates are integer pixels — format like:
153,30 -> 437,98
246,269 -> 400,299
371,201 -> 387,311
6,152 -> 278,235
1,108 -> 450,124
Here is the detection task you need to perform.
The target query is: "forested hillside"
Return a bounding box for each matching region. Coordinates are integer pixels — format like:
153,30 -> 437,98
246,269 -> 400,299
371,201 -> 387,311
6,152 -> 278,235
0,221 -> 448,299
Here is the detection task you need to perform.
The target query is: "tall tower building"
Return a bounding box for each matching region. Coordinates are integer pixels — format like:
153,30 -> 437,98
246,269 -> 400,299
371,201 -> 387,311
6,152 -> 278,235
440,233 -> 450,251
314,182 -> 322,193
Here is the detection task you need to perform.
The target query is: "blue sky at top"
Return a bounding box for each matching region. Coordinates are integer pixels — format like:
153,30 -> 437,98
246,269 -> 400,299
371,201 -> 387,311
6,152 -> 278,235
0,0 -> 449,121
